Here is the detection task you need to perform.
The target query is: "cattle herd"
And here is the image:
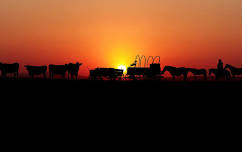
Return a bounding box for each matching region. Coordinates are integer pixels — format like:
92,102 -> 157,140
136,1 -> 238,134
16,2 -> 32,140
0,62 -> 82,80
0,62 -> 242,80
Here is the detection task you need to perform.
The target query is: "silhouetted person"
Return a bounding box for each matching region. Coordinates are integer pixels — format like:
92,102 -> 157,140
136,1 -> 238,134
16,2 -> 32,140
130,60 -> 137,67
217,59 -> 224,78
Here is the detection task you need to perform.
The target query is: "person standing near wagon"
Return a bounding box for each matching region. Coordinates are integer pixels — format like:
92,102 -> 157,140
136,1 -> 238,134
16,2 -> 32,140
217,59 -> 224,78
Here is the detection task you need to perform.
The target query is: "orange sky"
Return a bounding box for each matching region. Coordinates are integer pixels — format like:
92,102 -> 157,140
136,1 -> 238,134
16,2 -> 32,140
0,0 -> 242,76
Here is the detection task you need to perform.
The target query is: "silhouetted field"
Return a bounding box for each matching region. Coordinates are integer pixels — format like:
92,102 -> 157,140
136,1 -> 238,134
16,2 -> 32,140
1,78 -> 241,141
1,78 -> 242,99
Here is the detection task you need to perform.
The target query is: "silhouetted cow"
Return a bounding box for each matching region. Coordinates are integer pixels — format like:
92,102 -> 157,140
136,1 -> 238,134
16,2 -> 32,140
162,66 -> 188,80
225,64 -> 242,77
0,62 -> 19,78
209,68 -> 231,80
25,65 -> 47,78
187,68 -> 207,80
67,62 -> 82,80
49,64 -> 68,79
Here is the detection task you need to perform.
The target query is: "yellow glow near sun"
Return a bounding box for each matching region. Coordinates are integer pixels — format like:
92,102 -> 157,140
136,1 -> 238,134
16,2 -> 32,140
117,65 -> 127,73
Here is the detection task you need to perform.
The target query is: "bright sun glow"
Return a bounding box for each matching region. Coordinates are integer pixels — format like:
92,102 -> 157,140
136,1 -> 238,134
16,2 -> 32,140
117,65 -> 127,73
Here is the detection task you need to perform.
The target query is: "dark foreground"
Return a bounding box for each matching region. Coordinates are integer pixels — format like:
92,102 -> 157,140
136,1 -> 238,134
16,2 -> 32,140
1,78 -> 241,148
2,78 -> 242,119
2,78 -> 241,116
1,78 -> 242,102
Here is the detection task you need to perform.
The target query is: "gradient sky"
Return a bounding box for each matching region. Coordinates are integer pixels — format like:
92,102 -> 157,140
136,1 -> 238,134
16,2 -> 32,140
0,0 -> 242,76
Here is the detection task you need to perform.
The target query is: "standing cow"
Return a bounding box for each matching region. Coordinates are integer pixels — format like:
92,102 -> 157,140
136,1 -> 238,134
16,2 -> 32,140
25,65 -> 47,78
49,64 -> 68,79
67,62 -> 82,80
0,62 -> 19,78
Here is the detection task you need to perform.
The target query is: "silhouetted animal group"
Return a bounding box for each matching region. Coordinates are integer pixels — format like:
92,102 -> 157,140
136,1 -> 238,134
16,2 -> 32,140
0,62 -> 82,80
1,61 -> 242,80
162,66 -> 208,80
162,64 -> 242,80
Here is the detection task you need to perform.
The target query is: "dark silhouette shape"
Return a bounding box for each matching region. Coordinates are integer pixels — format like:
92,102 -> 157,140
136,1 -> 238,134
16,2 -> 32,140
217,59 -> 224,78
130,60 -> 137,67
90,68 -> 123,80
127,63 -> 162,80
162,66 -> 188,80
209,68 -> 231,80
67,62 -> 82,80
127,67 -> 150,80
126,55 -> 162,80
187,68 -> 207,80
224,64 -> 242,78
25,65 -> 47,78
217,59 -> 224,71
49,64 -> 68,79
0,62 -> 19,78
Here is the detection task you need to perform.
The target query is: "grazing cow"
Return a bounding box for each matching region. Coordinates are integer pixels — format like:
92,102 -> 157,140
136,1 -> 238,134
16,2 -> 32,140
0,62 -> 19,78
187,68 -> 207,80
209,68 -> 231,80
49,64 -> 68,79
225,64 -> 242,77
25,65 -> 47,78
162,66 -> 188,80
67,62 -> 82,80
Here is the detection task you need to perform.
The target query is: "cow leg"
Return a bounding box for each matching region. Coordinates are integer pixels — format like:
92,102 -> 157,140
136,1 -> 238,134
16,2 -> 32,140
1,71 -> 5,78
16,72 -> 18,79
2,73 -> 6,78
204,74 -> 207,80
184,74 -> 187,80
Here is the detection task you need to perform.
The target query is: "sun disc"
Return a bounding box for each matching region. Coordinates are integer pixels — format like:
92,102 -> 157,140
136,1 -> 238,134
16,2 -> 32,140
118,65 -> 127,72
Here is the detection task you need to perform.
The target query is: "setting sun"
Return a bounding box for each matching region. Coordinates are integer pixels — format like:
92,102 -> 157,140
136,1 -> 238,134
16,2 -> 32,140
1,0 -> 242,77
117,65 -> 127,73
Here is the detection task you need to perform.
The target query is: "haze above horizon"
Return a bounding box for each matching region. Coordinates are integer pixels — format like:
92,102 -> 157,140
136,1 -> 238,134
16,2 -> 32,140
0,0 -> 242,76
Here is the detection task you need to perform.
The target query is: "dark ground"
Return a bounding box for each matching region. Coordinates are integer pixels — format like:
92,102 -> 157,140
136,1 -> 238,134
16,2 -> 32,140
1,78 -> 241,148
1,78 -> 241,108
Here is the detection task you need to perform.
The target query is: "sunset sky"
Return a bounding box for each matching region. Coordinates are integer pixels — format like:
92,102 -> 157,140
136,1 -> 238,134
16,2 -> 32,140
0,0 -> 242,76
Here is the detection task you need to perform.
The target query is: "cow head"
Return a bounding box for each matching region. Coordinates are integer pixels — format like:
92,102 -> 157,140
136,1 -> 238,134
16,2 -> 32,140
76,62 -> 83,67
67,62 -> 83,67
